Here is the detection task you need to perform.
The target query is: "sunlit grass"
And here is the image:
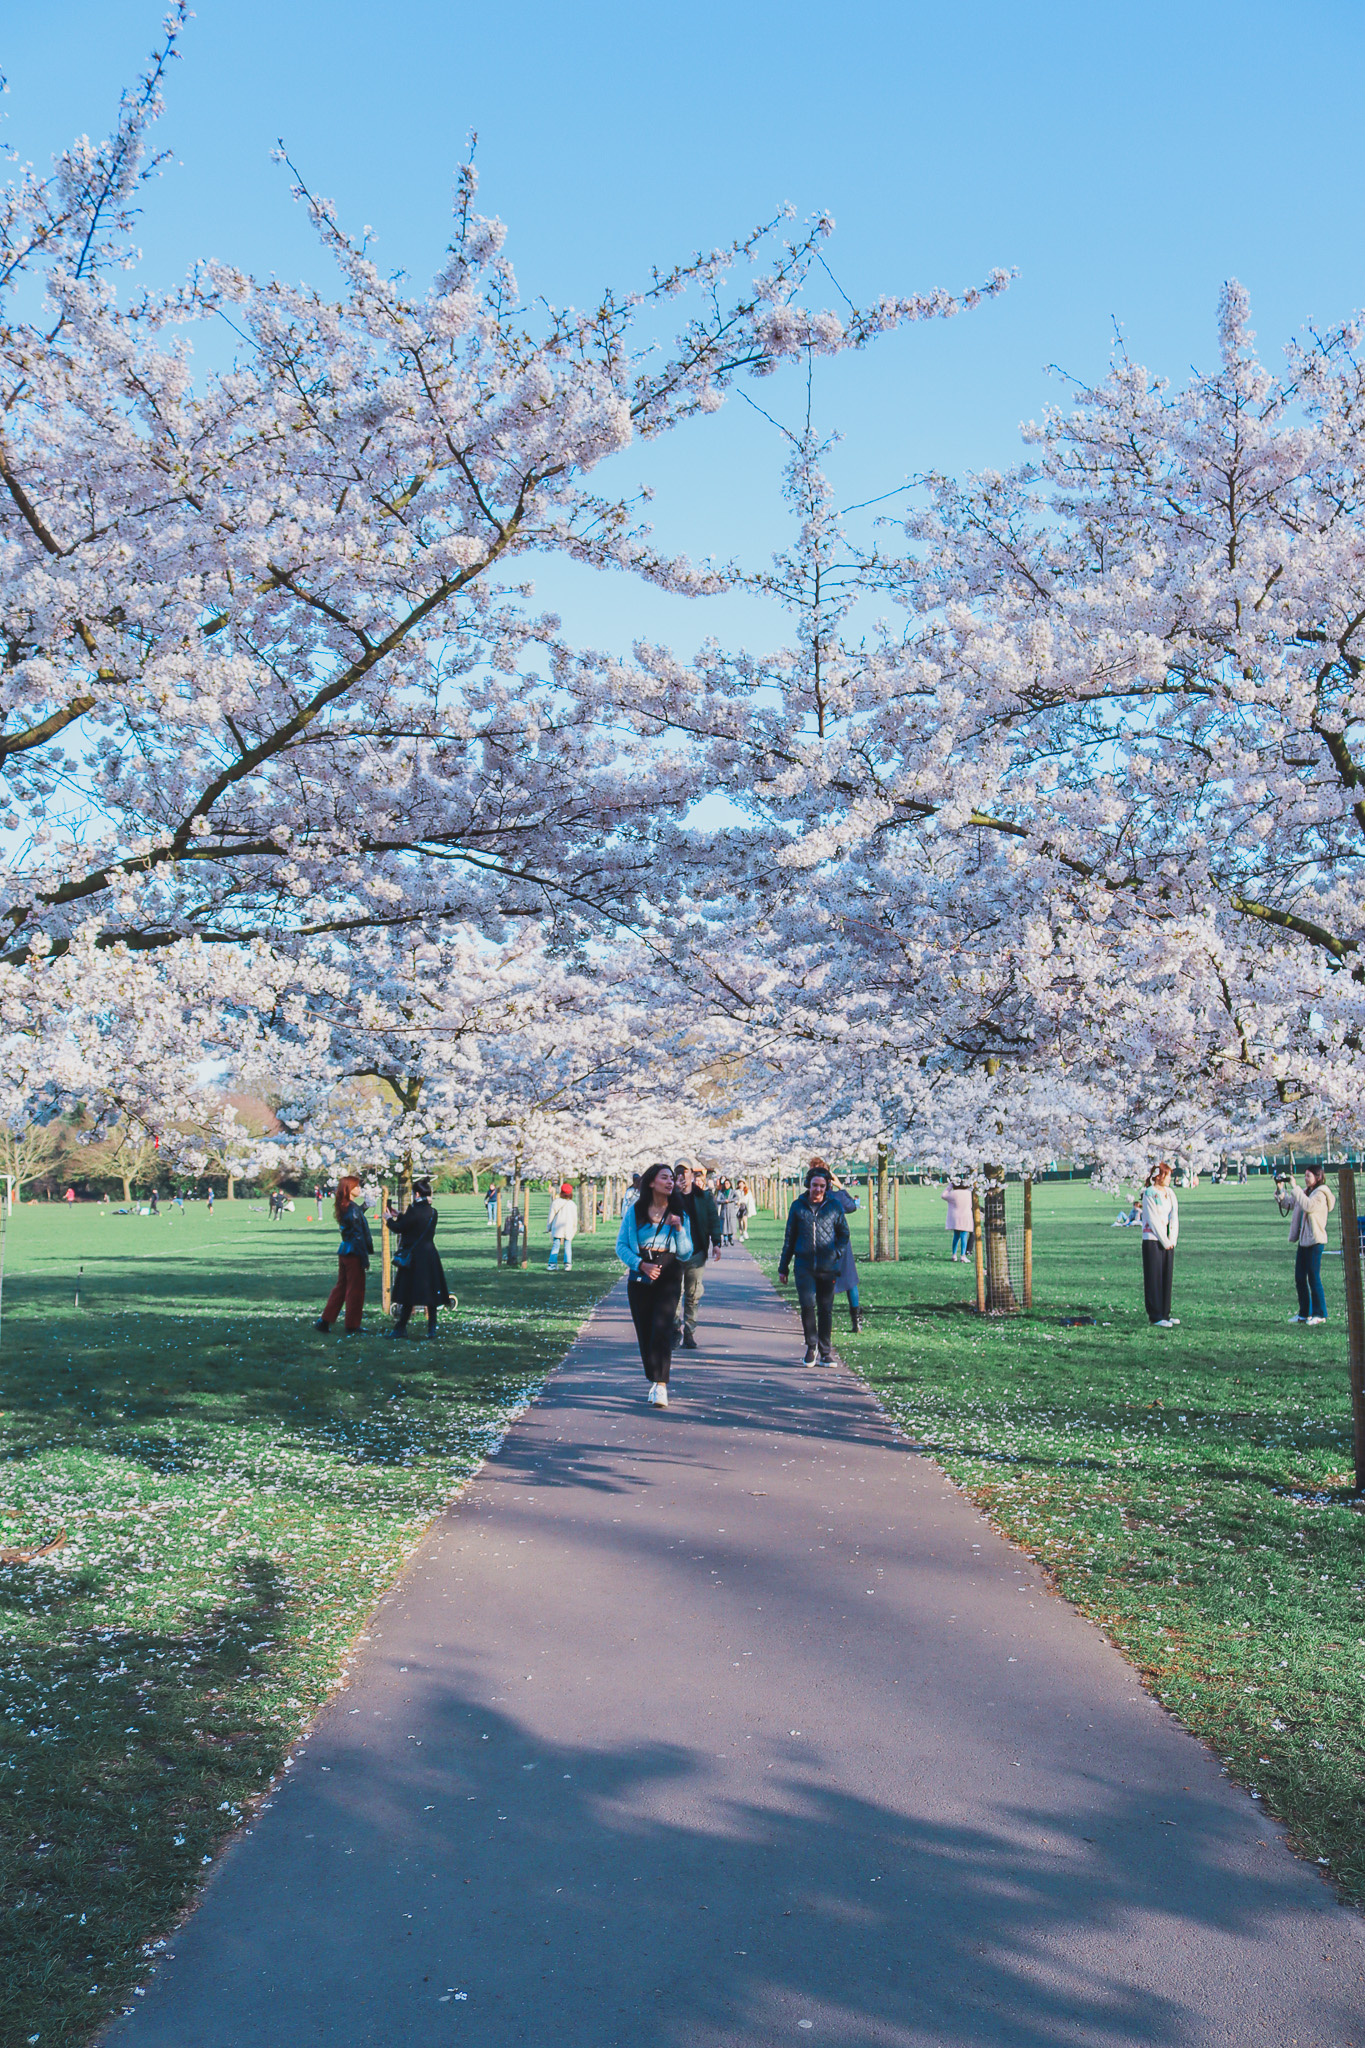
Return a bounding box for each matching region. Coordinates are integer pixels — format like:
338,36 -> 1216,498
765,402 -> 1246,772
750,1178 -> 1365,1904
0,1194 -> 620,2046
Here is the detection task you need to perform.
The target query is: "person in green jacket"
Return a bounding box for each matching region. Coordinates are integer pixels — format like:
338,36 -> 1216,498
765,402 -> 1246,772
672,1160 -> 722,1350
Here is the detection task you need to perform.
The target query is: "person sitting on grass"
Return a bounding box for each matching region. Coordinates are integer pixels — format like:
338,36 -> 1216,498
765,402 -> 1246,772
1285,1166 -> 1335,1326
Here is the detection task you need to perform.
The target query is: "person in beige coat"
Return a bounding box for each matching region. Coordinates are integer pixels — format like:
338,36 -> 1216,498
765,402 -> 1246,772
1286,1168 -> 1335,1324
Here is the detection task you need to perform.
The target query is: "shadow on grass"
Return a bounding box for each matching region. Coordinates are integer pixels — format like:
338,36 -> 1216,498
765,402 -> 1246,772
0,1556 -> 293,2044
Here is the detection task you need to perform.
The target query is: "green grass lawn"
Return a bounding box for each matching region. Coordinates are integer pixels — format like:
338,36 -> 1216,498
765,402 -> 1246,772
0,1195 -> 621,2048
750,1178 -> 1365,1905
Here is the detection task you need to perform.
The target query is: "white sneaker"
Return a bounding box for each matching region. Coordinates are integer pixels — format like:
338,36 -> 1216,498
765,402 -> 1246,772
1154,1318 -> 1175,1329
1167,1317 -> 1180,1326
647,1383 -> 658,1404
1307,1316 -> 1328,1326
1288,1314 -> 1306,1323
655,1383 -> 669,1407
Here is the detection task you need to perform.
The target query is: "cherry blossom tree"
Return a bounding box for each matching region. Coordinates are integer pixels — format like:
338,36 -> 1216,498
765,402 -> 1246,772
0,8 -> 1008,985
663,288 -> 1365,1176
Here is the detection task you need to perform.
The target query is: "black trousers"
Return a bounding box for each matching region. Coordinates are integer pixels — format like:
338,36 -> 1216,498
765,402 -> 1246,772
1142,1239 -> 1174,1323
395,1301 -> 437,1331
795,1268 -> 837,1356
628,1268 -> 683,1382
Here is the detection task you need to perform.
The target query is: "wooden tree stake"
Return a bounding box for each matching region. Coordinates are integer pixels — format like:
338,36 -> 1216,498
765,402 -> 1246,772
972,1184 -> 986,1315
1337,1167 -> 1365,1493
1023,1176 -> 1033,1310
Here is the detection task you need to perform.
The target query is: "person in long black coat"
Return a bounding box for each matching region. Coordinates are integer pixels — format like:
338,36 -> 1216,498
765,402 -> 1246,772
383,1178 -> 452,1338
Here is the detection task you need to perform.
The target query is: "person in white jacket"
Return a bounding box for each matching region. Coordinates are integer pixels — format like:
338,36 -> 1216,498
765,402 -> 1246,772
1140,1163 -> 1180,1328
1286,1167 -> 1335,1324
547,1182 -> 578,1270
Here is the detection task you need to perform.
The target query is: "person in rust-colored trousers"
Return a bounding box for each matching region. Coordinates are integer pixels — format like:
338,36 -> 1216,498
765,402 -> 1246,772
314,1175 -> 375,1335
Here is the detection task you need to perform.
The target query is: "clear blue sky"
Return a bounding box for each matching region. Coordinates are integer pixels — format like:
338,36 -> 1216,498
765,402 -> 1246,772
5,1 -> 1363,656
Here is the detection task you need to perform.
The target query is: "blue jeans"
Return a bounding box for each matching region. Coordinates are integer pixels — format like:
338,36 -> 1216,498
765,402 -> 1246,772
1295,1242 -> 1326,1320
951,1230 -> 969,1257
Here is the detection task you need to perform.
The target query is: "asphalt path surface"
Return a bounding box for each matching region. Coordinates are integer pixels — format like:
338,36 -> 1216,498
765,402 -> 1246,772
108,1250 -> 1365,2046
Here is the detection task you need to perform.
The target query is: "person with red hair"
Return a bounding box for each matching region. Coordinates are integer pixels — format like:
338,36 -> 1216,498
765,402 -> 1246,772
314,1175 -> 374,1335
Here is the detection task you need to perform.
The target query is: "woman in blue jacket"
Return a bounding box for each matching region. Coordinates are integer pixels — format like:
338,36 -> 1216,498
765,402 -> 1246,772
616,1162 -> 693,1406
778,1164 -> 850,1364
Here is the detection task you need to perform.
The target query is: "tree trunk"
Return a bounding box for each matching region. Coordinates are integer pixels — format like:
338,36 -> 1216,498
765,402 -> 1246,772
469,1166 -> 481,1196
982,1169 -> 1018,1313
122,1175 -> 131,1203
400,1150 -> 414,1210
876,1143 -> 891,1261
227,1174 -> 236,1200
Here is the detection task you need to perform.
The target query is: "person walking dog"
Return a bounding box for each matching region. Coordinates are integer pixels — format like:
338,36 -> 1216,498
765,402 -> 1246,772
778,1164 -> 851,1364
1285,1166 -> 1335,1325
383,1178 -> 452,1338
1141,1163 -> 1179,1328
547,1182 -> 577,1270
617,1163 -> 693,1406
672,1160 -> 722,1349
314,1175 -> 374,1335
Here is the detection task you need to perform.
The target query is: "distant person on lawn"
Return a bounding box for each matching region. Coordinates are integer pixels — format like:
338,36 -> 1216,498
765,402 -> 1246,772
1285,1167 -> 1335,1326
943,1180 -> 974,1260
314,1175 -> 374,1335
778,1164 -> 851,1365
384,1178 -> 452,1337
1140,1163 -> 1179,1328
546,1182 -> 577,1269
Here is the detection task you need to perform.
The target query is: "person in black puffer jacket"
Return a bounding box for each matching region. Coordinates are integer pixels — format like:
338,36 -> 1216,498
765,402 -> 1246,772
778,1164 -> 850,1364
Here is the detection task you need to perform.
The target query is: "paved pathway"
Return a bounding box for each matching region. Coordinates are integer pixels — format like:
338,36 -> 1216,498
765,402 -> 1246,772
110,1253 -> 1365,2046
